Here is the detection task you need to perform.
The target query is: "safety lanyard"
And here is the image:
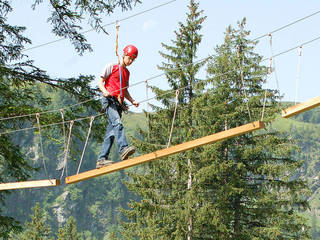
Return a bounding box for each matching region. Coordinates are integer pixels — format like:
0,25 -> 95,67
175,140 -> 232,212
119,64 -> 122,99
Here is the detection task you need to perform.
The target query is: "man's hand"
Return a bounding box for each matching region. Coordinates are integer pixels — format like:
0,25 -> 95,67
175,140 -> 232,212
132,100 -> 139,107
102,90 -> 110,97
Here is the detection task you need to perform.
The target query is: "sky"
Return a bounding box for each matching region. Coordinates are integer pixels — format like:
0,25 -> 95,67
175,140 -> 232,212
7,0 -> 320,113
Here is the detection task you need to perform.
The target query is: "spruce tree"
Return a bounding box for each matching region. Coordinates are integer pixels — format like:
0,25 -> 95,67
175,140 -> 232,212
16,202 -> 53,240
194,19 -> 311,239
57,216 -> 82,240
121,6 -> 311,239
121,1 -> 207,239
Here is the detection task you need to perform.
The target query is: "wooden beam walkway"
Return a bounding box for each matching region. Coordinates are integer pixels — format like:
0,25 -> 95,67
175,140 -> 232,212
282,96 -> 320,118
66,121 -> 264,184
0,179 -> 60,191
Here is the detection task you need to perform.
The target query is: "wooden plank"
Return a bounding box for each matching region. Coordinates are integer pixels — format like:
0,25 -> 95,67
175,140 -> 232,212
282,96 -> 320,118
0,179 -> 60,190
66,121 -> 264,184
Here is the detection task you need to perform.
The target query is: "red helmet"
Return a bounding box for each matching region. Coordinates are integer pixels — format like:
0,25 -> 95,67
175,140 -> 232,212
123,45 -> 138,59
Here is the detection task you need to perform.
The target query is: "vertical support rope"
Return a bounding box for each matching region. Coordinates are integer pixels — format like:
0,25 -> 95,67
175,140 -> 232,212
261,58 -> 273,121
115,20 -> 121,64
295,46 -> 302,105
268,33 -> 281,101
60,120 -> 74,180
35,113 -> 51,182
119,63 -> 123,103
115,21 -> 123,104
77,116 -> 95,174
236,46 -> 252,121
167,90 -> 179,148
57,109 -> 67,170
60,109 -> 66,151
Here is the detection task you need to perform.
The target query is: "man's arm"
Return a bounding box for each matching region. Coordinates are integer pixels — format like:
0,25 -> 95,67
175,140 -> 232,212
98,63 -> 114,97
125,90 -> 139,107
98,77 -> 110,97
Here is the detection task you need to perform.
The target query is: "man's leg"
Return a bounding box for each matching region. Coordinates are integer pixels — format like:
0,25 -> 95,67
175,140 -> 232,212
108,102 -> 135,160
97,98 -> 115,168
97,124 -> 114,160
107,103 -> 128,151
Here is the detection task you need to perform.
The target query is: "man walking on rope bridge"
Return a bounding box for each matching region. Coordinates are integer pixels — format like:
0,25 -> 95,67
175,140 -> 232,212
97,45 -> 140,168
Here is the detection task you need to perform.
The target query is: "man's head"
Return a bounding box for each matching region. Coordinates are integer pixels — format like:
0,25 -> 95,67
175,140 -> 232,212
123,45 -> 138,66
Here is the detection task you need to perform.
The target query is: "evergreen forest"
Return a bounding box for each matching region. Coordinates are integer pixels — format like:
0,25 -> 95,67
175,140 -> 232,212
1,0 -> 320,239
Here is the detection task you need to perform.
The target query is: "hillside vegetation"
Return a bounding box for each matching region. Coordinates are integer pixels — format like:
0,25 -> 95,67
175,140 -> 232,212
4,100 -> 320,239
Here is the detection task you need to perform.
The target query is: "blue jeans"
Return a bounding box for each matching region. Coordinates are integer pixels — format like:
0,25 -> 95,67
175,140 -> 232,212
98,97 -> 128,160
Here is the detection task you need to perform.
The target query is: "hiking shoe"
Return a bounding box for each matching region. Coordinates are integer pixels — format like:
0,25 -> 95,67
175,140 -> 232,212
120,146 -> 135,160
96,158 -> 114,168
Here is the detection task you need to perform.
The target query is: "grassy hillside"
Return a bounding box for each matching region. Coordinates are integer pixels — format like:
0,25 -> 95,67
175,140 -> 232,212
271,108 -> 320,236
122,111 -> 147,137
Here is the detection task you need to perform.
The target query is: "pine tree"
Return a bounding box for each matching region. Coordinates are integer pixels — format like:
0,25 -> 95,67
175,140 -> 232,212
1,216 -> 22,239
121,1 -> 207,239
57,216 -> 82,240
16,202 -> 53,240
121,5 -> 311,238
195,19 -> 311,239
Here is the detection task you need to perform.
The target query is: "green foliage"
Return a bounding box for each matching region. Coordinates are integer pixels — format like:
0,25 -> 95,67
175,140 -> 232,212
57,217 -> 82,240
0,0 -> 141,235
1,0 -> 319,239
273,107 -> 320,239
2,83 -> 142,238
16,202 -> 53,240
122,3 -> 311,239
292,104 -> 320,124
33,0 -> 141,55
197,18 -> 310,239
0,215 -> 22,239
121,1 -> 209,239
